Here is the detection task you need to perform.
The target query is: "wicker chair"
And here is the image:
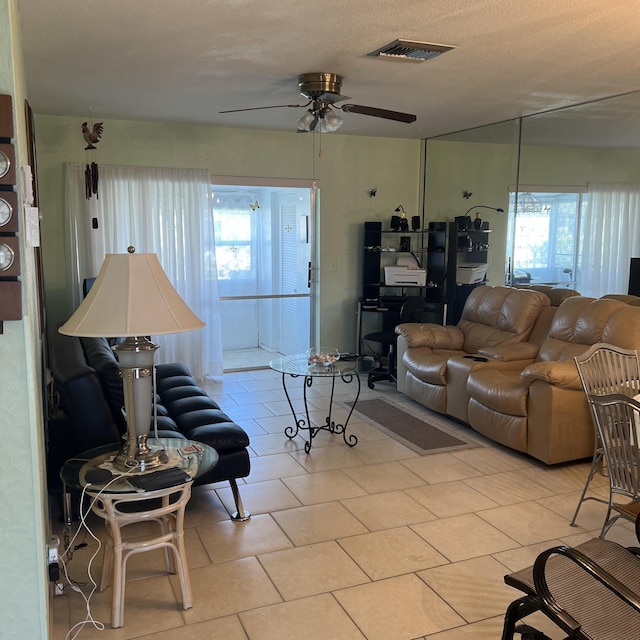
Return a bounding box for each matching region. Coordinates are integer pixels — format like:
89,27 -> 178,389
571,343 -> 640,529
502,506 -> 640,639
89,480 -> 193,628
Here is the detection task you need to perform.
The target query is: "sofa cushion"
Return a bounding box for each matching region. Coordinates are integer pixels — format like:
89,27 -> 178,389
513,285 -> 580,307
458,286 -> 550,352
602,305 -> 640,348
467,369 -> 528,416
538,297 -> 627,361
176,414 -> 250,453
80,337 -> 126,430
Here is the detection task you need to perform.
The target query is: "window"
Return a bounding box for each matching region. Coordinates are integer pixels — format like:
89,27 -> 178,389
211,191 -> 256,282
508,188 -> 586,287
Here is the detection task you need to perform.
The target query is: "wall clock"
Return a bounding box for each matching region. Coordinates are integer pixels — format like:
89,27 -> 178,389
0,241 -> 14,271
0,237 -> 20,277
0,143 -> 16,185
0,149 -> 9,176
0,191 -> 18,232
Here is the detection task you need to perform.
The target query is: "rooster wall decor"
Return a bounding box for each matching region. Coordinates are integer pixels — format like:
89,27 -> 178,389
82,121 -> 103,150
82,120 -> 103,200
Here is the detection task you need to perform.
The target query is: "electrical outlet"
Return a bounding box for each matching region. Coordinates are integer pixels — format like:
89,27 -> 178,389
47,535 -> 60,583
47,535 -> 60,564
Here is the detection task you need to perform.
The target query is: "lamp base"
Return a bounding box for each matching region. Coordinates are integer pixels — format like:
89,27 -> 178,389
113,437 -> 169,472
111,336 -> 168,472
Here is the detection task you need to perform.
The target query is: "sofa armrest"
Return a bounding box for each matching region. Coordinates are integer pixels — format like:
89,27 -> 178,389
478,342 -> 539,362
521,360 -> 582,390
396,323 -> 464,349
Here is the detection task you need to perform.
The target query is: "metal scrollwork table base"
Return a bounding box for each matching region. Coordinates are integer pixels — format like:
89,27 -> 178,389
269,355 -> 375,453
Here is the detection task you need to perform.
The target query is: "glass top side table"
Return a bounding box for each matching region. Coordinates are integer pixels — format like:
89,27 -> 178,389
60,438 -> 218,522
269,355 -> 375,453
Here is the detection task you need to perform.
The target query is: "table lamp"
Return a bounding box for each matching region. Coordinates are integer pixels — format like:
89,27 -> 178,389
59,247 -> 205,471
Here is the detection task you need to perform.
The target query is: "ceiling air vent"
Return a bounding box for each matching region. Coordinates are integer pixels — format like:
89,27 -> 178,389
368,39 -> 455,62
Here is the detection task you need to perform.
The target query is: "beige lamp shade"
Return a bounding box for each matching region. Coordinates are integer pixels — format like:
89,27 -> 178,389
59,250 -> 205,337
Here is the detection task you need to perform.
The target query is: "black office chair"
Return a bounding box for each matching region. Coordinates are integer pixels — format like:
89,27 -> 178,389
364,297 -> 424,389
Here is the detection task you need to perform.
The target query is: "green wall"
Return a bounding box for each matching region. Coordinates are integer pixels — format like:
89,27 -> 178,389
519,144 -> 640,185
0,1 -> 49,638
35,116 -> 422,353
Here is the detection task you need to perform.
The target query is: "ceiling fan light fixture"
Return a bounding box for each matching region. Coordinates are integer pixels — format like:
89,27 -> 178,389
223,71 -> 415,131
323,108 -> 343,131
297,110 -> 315,132
297,105 -> 343,133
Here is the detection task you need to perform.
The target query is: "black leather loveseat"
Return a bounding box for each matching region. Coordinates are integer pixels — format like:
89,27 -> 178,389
47,330 -> 251,520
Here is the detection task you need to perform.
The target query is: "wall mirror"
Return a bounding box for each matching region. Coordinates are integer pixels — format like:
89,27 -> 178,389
515,90 -> 640,297
424,90 -> 640,298
423,118 -> 520,288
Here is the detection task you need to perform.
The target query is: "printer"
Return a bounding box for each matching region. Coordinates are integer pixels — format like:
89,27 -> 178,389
384,256 -> 426,287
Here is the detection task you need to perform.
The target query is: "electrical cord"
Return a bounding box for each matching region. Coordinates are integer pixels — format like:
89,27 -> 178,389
59,463 -> 138,639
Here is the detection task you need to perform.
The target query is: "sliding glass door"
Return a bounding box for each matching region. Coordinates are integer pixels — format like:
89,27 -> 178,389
212,180 -> 316,370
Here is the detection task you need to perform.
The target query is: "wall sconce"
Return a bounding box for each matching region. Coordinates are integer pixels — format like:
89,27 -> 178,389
464,205 -> 504,216
464,205 -> 504,230
391,205 -> 408,231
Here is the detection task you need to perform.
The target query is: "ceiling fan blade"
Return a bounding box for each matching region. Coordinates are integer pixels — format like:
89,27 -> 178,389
318,92 -> 351,104
340,104 -> 416,123
220,102 -> 310,114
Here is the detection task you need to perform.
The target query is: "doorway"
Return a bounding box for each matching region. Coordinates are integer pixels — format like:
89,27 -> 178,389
212,179 -> 317,371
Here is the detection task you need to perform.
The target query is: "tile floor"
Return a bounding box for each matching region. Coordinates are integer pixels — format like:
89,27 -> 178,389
223,348 -> 283,372
51,368 -> 638,640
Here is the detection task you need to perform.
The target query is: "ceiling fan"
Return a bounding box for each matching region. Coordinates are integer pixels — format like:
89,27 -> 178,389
220,72 -> 417,133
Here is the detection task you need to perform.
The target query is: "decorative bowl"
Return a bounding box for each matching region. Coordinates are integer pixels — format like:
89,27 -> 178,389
307,347 -> 340,367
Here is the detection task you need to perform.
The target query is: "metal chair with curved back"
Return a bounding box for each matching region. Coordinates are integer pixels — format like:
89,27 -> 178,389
588,393 -> 640,537
502,504 -> 640,640
571,343 -> 640,530
364,297 -> 424,389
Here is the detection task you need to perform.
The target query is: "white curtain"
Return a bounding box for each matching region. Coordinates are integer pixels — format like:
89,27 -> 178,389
580,182 -> 640,298
65,163 -> 223,380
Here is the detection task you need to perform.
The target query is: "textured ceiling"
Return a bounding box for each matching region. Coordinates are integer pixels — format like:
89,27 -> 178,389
15,0 -> 640,141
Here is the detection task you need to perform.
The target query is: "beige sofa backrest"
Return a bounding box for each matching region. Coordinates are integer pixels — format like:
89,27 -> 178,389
601,304 -> 640,349
509,287 -> 581,347
537,296 -> 635,362
601,294 -> 640,307
512,284 -> 581,307
458,286 -> 550,353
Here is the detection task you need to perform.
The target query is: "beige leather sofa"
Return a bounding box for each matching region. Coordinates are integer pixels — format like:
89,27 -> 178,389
395,286 -> 551,423
397,288 -> 640,465
467,297 -> 640,464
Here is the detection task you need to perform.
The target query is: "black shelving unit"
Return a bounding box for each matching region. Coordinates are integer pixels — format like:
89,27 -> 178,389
361,221 -> 426,304
446,222 -> 491,324
358,221 -> 445,355
425,224 -> 448,307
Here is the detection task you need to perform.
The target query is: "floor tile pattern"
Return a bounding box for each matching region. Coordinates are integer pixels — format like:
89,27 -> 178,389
51,367 -> 637,639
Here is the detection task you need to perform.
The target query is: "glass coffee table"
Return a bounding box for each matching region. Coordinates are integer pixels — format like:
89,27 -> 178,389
269,355 -> 375,452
